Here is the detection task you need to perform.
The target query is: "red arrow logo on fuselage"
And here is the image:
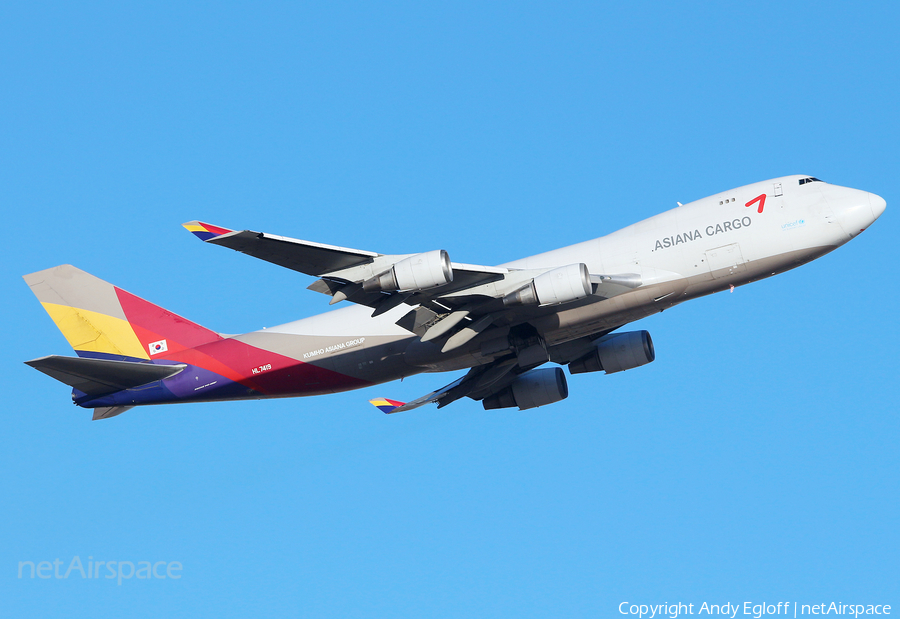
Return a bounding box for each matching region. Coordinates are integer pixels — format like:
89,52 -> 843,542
745,193 -> 766,214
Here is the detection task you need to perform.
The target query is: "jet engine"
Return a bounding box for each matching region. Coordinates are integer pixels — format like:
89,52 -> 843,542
482,367 -> 569,410
363,250 -> 453,293
503,263 -> 592,306
568,330 -> 655,374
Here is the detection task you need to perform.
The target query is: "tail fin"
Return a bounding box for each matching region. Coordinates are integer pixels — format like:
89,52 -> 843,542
24,265 -> 222,361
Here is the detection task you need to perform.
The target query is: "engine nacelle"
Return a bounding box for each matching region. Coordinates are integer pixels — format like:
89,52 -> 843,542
363,250 -> 453,293
568,330 -> 655,374
482,367 -> 569,411
503,263 -> 592,306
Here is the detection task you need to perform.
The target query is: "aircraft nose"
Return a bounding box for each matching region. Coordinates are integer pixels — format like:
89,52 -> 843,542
831,188 -> 882,239
869,192 -> 886,221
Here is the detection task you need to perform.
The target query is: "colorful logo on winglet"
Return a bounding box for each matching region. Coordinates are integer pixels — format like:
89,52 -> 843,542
369,398 -> 405,414
182,221 -> 234,242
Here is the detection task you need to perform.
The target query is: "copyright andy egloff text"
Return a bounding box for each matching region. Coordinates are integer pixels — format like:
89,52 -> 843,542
619,602 -> 891,619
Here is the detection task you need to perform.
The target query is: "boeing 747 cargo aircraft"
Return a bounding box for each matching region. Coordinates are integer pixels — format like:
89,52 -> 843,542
24,175 -> 885,419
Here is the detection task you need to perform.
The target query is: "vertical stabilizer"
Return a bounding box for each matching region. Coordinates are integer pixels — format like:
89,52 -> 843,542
24,265 -> 222,361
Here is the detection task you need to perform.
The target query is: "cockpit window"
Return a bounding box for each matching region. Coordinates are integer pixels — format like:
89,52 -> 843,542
798,177 -> 823,185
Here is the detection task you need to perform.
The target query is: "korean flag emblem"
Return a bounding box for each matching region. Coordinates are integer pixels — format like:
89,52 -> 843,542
149,339 -> 168,355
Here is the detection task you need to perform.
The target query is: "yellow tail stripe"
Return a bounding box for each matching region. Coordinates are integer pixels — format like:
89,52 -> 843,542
41,302 -> 150,360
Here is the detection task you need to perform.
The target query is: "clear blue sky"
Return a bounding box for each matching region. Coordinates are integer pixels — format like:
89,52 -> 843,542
2,1 -> 897,617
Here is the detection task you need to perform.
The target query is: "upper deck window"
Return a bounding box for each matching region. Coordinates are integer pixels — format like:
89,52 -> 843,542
798,177 -> 823,185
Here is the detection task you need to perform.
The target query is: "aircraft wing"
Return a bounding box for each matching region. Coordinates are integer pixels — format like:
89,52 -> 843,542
184,221 -> 642,350
368,327 -> 623,414
184,221 -> 510,312
369,358 -> 521,414
369,377 -> 466,414
184,221 -> 380,275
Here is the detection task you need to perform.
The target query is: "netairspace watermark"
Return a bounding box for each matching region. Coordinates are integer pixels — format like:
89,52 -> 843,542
18,556 -> 182,585
619,602 -> 892,619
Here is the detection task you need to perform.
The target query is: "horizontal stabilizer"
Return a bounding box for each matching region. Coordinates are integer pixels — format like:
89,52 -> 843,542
25,356 -> 186,397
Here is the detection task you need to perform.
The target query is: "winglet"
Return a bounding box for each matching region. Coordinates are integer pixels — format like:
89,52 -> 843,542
182,221 -> 235,242
369,398 -> 406,414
